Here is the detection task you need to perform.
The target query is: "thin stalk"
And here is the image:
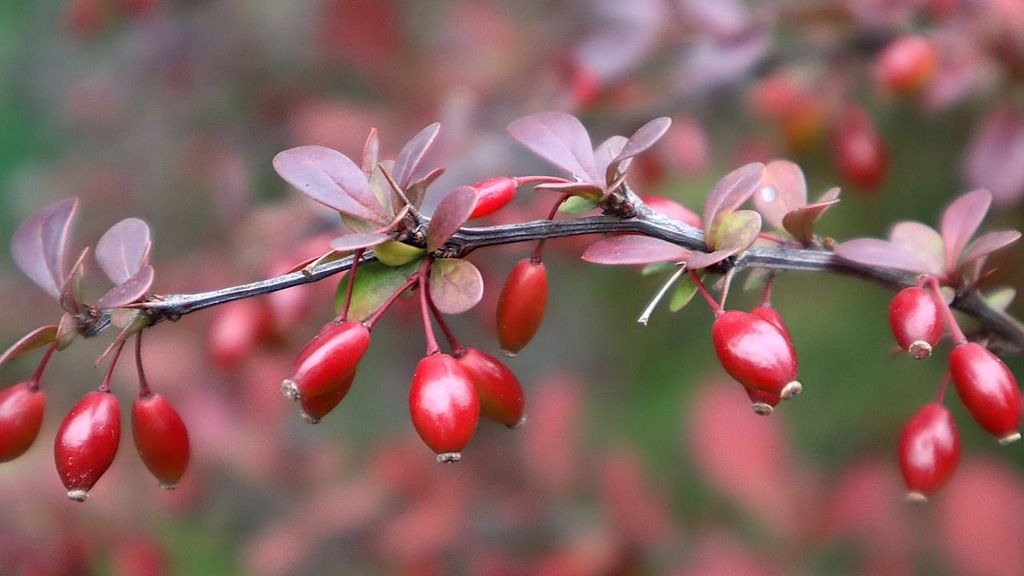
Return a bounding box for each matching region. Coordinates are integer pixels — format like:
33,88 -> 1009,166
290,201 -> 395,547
691,270 -> 724,316
935,371 -> 952,403
925,277 -> 968,346
135,332 -> 151,397
28,342 -> 58,392
339,248 -> 364,322
428,298 -> 463,355
418,275 -> 440,356
99,340 -> 126,393
363,275 -> 418,332
532,194 -> 571,263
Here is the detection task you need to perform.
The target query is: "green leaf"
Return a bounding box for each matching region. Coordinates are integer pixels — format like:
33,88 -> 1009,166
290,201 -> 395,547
984,287 -> 1016,313
642,262 -> 676,276
335,258 -> 421,321
559,196 -> 599,214
669,273 -> 700,312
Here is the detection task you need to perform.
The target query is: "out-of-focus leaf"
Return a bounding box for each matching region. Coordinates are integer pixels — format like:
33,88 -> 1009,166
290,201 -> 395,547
675,30 -> 770,100
703,163 -> 764,239
669,273 -> 699,312
273,146 -> 386,224
361,128 -> 379,178
680,0 -> 750,38
644,195 -> 702,228
427,186 -> 478,251
594,135 -> 629,179
940,189 -> 991,270
328,233 -> 390,252
0,324 -> 58,368
429,259 -> 483,315
97,265 -> 154,309
507,112 -> 598,183
582,235 -> 691,265
888,221 -> 945,276
965,103 -> 1024,205
392,123 -> 440,189
606,117 -> 671,182
960,230 -> 1021,267
334,259 -> 420,321
11,197 -> 80,299
641,262 -> 676,276
834,238 -> 934,273
781,188 -> 840,246
559,196 -> 600,214
709,210 -> 761,252
984,287 -> 1016,313
533,181 -> 605,201
96,218 -> 151,285
405,167 -> 445,211
755,160 -> 807,231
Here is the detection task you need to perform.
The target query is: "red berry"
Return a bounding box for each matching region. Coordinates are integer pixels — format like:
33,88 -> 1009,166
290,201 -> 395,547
750,304 -> 792,342
496,258 -> 548,355
468,177 -> 518,219
409,353 -> 479,462
950,342 -> 1022,444
899,402 -> 960,502
455,348 -> 525,427
833,107 -> 888,192
876,36 -> 939,94
281,320 -> 370,401
889,287 -> 943,359
745,386 -> 781,416
208,299 -> 271,370
711,310 -> 801,399
0,382 -> 46,462
299,372 -> 355,424
55,390 -> 121,501
132,393 -> 190,488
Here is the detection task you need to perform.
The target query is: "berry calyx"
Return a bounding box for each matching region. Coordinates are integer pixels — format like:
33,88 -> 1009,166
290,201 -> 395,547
745,387 -> 781,416
409,353 -> 480,462
455,347 -> 525,427
300,372 -> 355,424
949,342 -> 1022,444
132,393 -> 190,489
496,258 -> 548,356
281,320 -> 370,401
0,382 -> 46,462
711,310 -> 801,399
54,390 -> 121,502
467,177 -> 518,220
889,286 -> 943,359
899,402 -> 960,502
876,35 -> 939,94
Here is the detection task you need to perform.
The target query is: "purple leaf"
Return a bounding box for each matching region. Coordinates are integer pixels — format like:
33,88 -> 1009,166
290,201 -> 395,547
429,258 -> 484,315
427,186 -> 478,251
684,245 -> 744,270
940,189 -> 991,271
328,233 -> 390,252
709,210 -> 761,252
60,247 -> 90,314
273,146 -> 386,224
781,188 -> 841,245
703,163 -> 764,239
834,238 -> 934,273
11,197 -> 79,299
507,112 -> 598,183
96,218 -> 152,285
582,235 -> 692,265
594,136 -> 629,179
965,103 -> 1024,205
392,123 -> 441,189
533,181 -> 605,201
754,160 -> 807,230
889,221 -> 945,276
97,265 -> 154,309
606,117 -> 672,183
405,166 -> 446,210
361,128 -> 380,178
0,324 -> 58,368
960,230 -> 1022,266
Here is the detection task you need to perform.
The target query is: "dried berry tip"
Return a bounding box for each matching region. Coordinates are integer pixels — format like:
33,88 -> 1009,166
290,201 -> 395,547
508,415 -> 527,429
908,341 -> 933,360
158,481 -> 178,490
751,403 -> 774,416
501,350 -> 517,358
436,452 -> 461,463
905,491 -> 928,504
300,412 -> 321,425
998,432 -> 1021,446
280,379 -> 299,401
780,381 -> 802,399
67,489 -> 89,502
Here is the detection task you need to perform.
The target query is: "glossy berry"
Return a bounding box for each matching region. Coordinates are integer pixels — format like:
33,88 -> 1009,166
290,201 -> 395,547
711,311 -> 801,399
899,402 -> 960,502
745,386 -> 781,416
281,320 -> 370,401
876,36 -> 939,94
496,258 -> 548,356
132,393 -> 190,488
950,342 -> 1022,444
833,107 -> 888,192
409,353 -> 480,462
750,304 -> 792,341
55,390 -> 121,501
455,348 -> 525,427
889,287 -> 943,359
300,372 -> 355,424
0,382 -> 46,462
468,177 -> 518,220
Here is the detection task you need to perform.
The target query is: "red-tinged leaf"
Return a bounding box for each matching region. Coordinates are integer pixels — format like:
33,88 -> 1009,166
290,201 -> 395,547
507,112 -> 598,183
703,163 -> 764,239
426,186 -> 478,251
533,181 -> 604,201
889,221 -> 945,276
606,117 -> 671,182
392,122 -> 440,189
428,258 -> 483,315
56,312 -> 78,350
0,325 -> 58,368
367,160 -> 395,217
594,135 -> 629,179
781,188 -> 841,245
327,233 -> 390,252
581,235 -> 691,265
60,247 -> 90,314
940,189 -> 991,270
11,197 -> 79,299
755,160 -> 807,230
684,245 -> 744,270
95,218 -> 151,285
960,230 -> 1021,266
709,210 -> 761,252
965,103 -> 1024,205
97,265 -> 154,309
405,166 -> 445,210
361,128 -> 379,178
834,238 -> 934,273
273,146 -> 386,224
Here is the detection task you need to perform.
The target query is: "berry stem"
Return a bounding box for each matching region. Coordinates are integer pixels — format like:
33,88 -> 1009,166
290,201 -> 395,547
99,340 -> 127,393
924,276 -> 968,346
28,341 -> 58,392
135,332 -> 152,398
531,194 -> 571,263
760,275 -> 776,307
690,270 -> 724,316
339,248 -> 365,322
718,267 -> 737,311
363,258 -> 431,331
935,370 -> 952,403
418,274 -> 440,356
428,297 -> 463,355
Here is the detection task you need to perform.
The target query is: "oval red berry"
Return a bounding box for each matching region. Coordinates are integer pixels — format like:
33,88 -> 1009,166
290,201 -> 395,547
456,347 -> 525,427
899,402 -> 960,501
0,382 -> 46,463
711,310 -> 800,396
409,353 -> 479,461
950,342 -> 1022,444
496,258 -> 548,355
889,287 -> 943,359
55,390 -> 121,501
282,320 -> 369,401
468,177 -> 518,219
132,393 -> 190,488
